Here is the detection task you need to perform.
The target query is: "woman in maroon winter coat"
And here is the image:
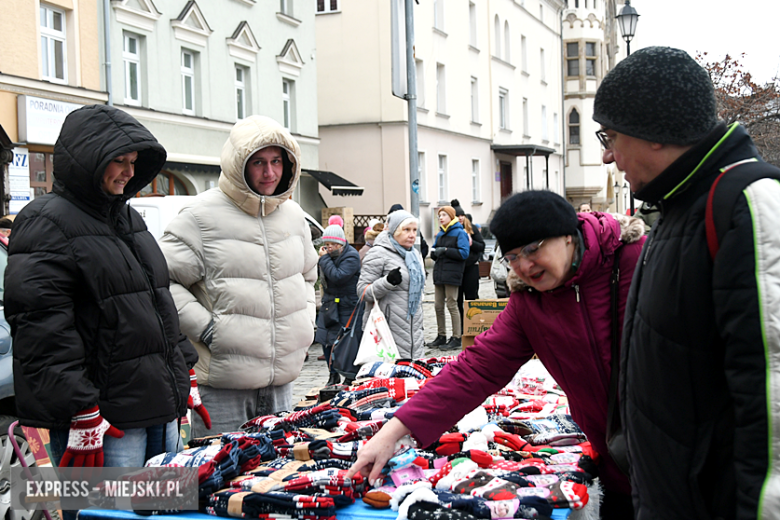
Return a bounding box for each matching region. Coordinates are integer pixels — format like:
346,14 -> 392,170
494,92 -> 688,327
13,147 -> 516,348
347,191 -> 645,519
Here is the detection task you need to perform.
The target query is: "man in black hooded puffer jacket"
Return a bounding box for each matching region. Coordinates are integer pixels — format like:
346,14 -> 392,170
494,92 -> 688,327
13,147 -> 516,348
6,105 -> 200,469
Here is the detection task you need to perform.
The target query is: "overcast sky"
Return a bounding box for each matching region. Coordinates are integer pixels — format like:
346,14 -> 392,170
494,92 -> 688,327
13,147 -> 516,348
628,1 -> 780,85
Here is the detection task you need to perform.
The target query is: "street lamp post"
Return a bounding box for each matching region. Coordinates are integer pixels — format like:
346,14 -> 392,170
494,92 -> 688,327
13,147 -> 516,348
614,181 -> 621,213
616,0 -> 639,214
623,182 -> 628,214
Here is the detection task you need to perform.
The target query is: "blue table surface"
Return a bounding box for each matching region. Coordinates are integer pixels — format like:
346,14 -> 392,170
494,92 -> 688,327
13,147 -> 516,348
77,501 -> 570,519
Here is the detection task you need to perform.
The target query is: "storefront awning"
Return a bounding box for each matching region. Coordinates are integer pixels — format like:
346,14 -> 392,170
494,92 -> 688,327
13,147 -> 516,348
490,144 -> 556,157
164,161 -> 221,175
303,169 -> 364,196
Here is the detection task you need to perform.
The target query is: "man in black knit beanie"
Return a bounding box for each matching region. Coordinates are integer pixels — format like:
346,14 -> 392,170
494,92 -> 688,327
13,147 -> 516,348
594,46 -> 780,519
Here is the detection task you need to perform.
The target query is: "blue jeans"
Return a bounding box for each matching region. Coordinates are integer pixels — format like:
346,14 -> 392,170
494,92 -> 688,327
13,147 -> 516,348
50,420 -> 182,520
49,419 -> 182,468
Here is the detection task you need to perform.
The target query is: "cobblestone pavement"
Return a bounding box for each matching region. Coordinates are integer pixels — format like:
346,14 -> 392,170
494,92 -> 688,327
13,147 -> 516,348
292,272 -> 498,403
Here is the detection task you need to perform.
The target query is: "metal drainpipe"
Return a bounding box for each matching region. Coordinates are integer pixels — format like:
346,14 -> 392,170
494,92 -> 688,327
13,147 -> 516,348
103,0 -> 113,105
559,5 -> 565,195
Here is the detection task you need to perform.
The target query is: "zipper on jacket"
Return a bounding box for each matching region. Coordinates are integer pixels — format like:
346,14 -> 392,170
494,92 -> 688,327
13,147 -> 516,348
574,286 -> 610,386
574,285 -> 580,303
257,214 -> 276,383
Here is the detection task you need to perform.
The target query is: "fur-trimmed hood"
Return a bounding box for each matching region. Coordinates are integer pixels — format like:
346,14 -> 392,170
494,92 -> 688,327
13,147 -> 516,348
507,212 -> 645,293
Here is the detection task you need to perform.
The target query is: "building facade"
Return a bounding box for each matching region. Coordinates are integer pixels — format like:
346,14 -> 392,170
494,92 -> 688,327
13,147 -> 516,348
102,0 -> 324,214
0,0 -> 106,214
316,0 -> 566,242
0,0 -> 328,217
562,0 -> 628,212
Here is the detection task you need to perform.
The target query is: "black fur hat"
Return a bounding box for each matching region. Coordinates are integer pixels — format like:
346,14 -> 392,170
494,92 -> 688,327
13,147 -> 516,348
593,46 -> 718,145
490,191 -> 578,255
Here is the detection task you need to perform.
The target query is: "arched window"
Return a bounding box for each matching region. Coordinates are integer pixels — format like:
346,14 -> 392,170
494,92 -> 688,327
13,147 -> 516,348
568,109 -> 580,145
137,171 -> 190,196
494,15 -> 501,59
504,21 -> 511,63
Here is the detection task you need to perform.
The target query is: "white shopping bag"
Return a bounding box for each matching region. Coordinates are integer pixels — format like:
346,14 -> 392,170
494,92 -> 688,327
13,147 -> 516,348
354,288 -> 400,365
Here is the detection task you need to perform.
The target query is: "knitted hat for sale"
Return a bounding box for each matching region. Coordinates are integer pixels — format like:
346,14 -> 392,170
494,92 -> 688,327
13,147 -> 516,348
489,191 -> 578,255
322,224 -> 347,245
328,214 -> 344,227
593,46 -> 718,145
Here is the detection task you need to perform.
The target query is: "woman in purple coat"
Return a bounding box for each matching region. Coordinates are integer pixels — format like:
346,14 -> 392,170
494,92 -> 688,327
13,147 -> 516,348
348,191 -> 645,519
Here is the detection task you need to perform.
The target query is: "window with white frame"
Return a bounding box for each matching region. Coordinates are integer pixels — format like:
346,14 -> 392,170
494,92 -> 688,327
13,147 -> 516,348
569,109 -> 580,145
436,63 -> 446,114
521,35 -> 528,73
40,4 -> 67,82
553,112 -> 559,144
416,59 -> 425,107
280,0 -> 292,16
469,2 -> 477,47
471,159 -> 480,202
438,154 -> 448,202
498,88 -> 508,130
539,4 -> 544,23
123,33 -> 141,105
418,151 -> 428,202
282,79 -> 294,130
504,21 -> 511,63
181,50 -> 195,114
470,77 -> 479,123
540,48 -> 546,82
433,0 -> 444,30
235,66 -> 247,120
316,0 -> 338,13
523,98 -> 529,136
542,105 -> 548,141
494,16 -> 501,59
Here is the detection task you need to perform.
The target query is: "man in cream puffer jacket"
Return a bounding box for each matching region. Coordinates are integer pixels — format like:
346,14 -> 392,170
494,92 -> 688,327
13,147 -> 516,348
160,116 -> 318,436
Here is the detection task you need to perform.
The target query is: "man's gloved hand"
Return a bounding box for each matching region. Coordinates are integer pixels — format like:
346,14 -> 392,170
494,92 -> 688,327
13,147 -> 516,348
200,319 -> 215,347
188,369 -> 212,429
59,406 -> 124,467
386,267 -> 402,286
434,247 -> 446,257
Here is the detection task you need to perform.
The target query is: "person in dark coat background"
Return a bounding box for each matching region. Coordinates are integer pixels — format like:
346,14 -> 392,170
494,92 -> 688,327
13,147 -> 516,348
315,224 -> 361,386
452,200 -> 485,332
428,205 -> 469,350
6,105 -> 202,473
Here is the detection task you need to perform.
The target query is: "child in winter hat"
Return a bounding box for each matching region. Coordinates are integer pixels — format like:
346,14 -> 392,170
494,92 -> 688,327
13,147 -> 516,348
322,224 -> 347,246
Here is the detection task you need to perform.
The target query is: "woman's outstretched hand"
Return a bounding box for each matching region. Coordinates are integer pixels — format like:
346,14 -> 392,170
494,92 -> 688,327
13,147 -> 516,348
345,417 -> 411,485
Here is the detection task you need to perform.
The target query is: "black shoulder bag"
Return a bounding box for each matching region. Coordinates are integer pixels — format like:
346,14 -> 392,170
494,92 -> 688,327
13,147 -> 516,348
605,247 -> 630,476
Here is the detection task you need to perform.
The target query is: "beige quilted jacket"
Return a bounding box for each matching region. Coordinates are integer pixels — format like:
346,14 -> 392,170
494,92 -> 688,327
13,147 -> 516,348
159,116 -> 318,389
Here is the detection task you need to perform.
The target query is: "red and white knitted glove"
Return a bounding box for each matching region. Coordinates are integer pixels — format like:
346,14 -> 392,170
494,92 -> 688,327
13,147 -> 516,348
59,406 -> 124,468
187,369 -> 211,429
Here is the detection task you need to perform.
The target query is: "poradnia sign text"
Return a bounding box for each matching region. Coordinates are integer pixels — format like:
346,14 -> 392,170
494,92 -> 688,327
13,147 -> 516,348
17,95 -> 82,146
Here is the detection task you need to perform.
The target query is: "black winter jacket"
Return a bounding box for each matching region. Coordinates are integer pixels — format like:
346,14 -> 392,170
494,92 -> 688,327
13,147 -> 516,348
431,222 -> 470,286
465,228 -> 485,266
315,244 -> 361,346
7,105 -> 196,430
621,122 -> 780,519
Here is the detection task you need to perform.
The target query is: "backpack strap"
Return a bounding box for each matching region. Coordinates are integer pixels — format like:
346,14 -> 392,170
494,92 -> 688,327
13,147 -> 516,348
705,158 -> 780,259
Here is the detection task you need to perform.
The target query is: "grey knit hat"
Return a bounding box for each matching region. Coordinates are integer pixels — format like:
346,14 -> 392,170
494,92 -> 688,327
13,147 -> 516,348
322,224 -> 347,245
386,209 -> 417,236
593,46 -> 718,145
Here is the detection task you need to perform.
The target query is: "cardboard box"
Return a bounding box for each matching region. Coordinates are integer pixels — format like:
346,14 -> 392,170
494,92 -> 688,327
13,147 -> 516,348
461,299 -> 509,349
